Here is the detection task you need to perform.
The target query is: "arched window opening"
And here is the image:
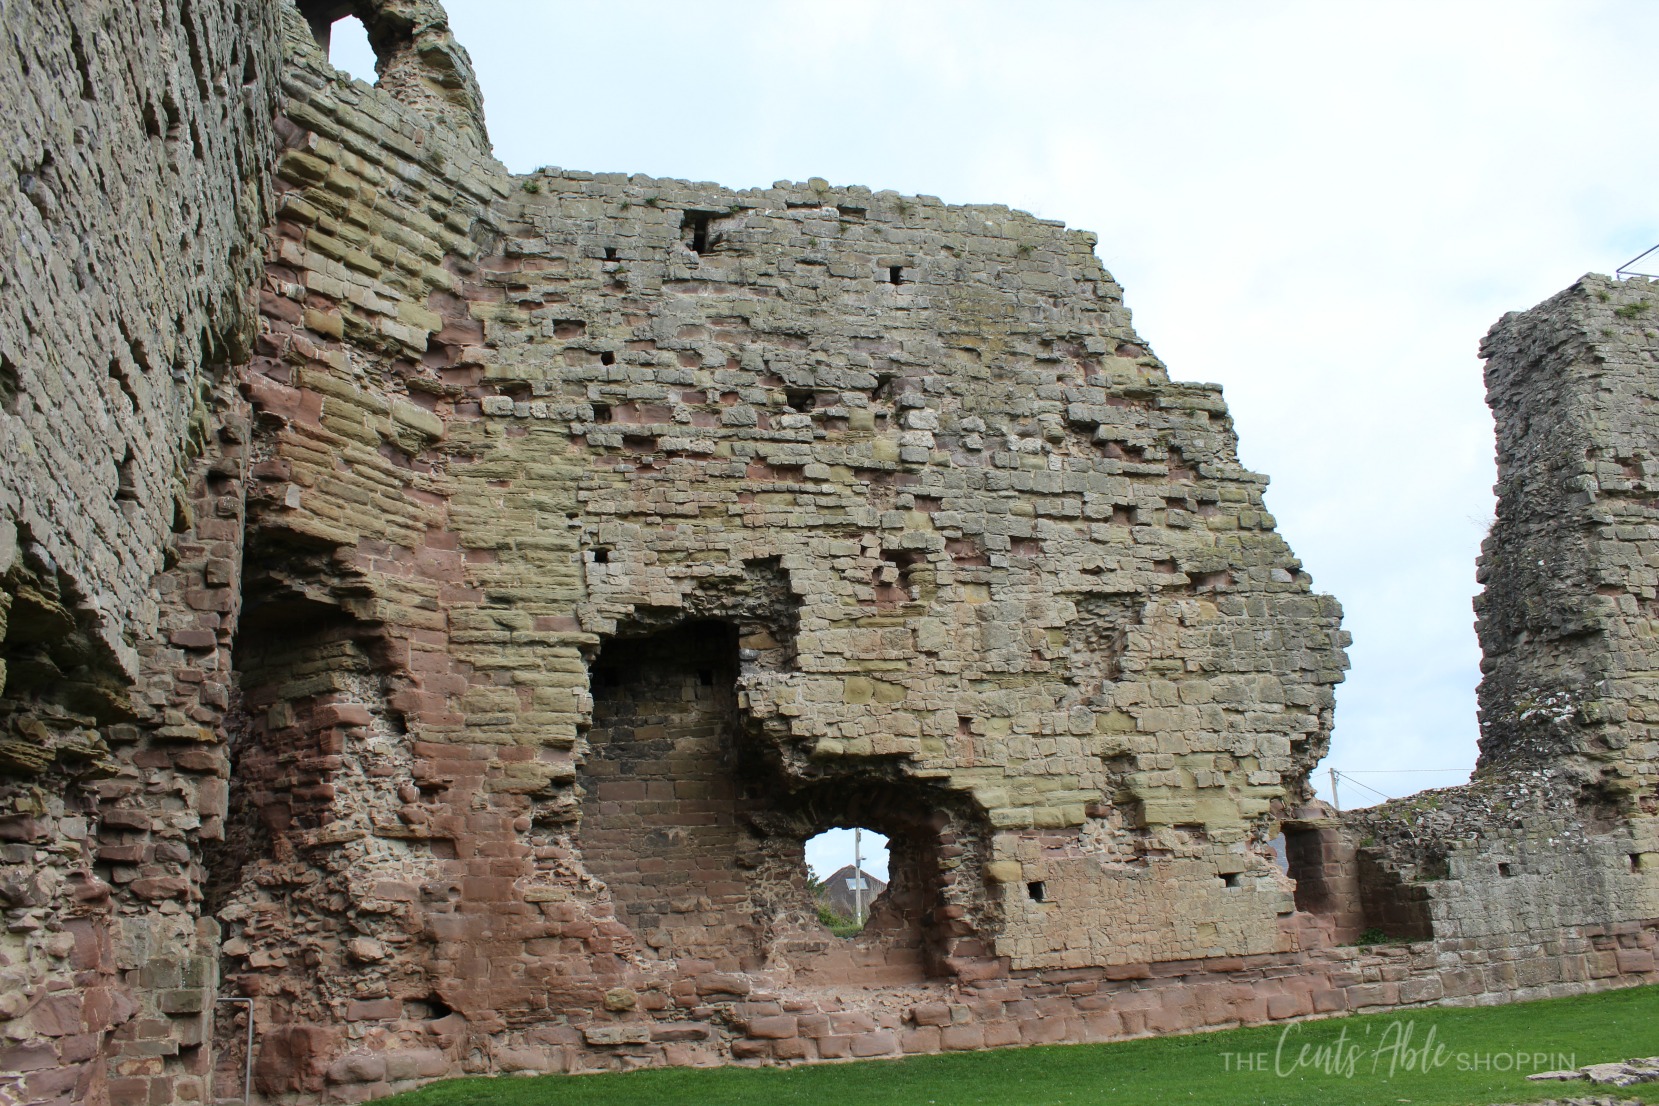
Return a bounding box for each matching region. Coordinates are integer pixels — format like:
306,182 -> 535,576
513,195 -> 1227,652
806,827 -> 890,936
297,2 -> 375,80
326,15 -> 375,81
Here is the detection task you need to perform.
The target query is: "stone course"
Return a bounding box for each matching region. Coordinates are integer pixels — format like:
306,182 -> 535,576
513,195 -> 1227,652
0,2 -> 1655,1104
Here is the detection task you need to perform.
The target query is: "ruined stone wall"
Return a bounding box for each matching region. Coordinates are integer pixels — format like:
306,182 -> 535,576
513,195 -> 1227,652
201,3 -> 1363,1096
4,1 -> 1658,1103
1330,274 -> 1659,998
1477,275 -> 1659,801
0,1 -> 280,1103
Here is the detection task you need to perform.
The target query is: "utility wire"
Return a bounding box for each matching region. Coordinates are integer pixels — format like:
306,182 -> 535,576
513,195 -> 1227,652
1337,768 -> 1468,774
1328,770 -> 1395,803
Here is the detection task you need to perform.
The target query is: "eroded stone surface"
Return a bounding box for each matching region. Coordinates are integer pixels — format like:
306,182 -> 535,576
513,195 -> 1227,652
0,2 -> 1656,1104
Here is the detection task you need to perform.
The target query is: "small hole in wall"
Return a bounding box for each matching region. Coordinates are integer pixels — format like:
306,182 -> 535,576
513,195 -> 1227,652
604,246 -> 618,261
590,547 -> 610,564
116,447 -> 139,502
682,210 -> 715,254
403,993 -> 453,1020
697,668 -> 714,687
326,15 -> 377,81
1631,854 -> 1642,874
785,389 -> 816,412
108,358 -> 138,408
591,403 -> 613,424
1220,873 -> 1240,889
1026,880 -> 1047,903
807,828 -> 890,935
0,353 -> 21,415
1498,862 -> 1514,877
889,266 -> 904,285
600,351 -> 616,366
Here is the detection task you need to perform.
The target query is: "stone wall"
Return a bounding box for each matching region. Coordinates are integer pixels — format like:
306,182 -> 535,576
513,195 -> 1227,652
1331,273 -> 1659,972
2,2 -> 1657,1104
0,1 -> 279,1103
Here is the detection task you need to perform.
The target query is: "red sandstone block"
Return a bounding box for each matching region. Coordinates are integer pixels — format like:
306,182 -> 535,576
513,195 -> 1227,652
730,1039 -> 770,1060
1345,983 -> 1396,1008
1034,996 -> 1073,1018
901,1027 -> 941,1054
773,1038 -> 813,1061
59,1033 -> 100,1065
746,1016 -> 796,1040
183,588 -> 233,613
384,1049 -> 448,1081
1399,977 -> 1444,1004
1267,993 -> 1312,1020
316,704 -> 373,727
168,629 -> 218,650
849,1031 -> 898,1058
345,998 -> 401,1021
1616,948 -> 1656,974
106,1077 -> 150,1106
100,809 -> 153,831
1024,1017 -> 1073,1045
24,1063 -> 79,1101
1082,1010 -> 1121,1039
947,958 -> 1007,982
1105,963 -> 1152,981
909,1002 -> 951,1027
941,1023 -> 985,1051
327,1050 -> 387,1085
0,1042 -> 59,1072
373,881 -> 421,902
828,1011 -> 876,1034
982,1020 -> 1022,1048
815,1035 -> 851,1059
1311,989 -> 1347,1013
796,1015 -> 830,1038
694,974 -> 751,997
128,878 -> 187,902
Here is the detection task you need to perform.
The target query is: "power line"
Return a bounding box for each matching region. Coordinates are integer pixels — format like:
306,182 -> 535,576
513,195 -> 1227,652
1336,768 -> 1468,774
1330,770 -> 1394,803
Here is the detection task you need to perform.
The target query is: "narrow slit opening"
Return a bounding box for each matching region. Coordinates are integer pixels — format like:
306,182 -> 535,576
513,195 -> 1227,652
682,211 -> 715,254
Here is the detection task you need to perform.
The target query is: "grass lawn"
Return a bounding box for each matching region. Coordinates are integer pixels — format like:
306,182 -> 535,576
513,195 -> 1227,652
383,984 -> 1659,1106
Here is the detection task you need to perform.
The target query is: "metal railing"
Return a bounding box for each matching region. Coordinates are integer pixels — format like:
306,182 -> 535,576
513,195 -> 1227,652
216,997 -> 255,1106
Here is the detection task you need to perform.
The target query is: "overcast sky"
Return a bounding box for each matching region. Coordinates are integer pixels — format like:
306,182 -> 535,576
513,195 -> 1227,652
336,4 -> 1658,826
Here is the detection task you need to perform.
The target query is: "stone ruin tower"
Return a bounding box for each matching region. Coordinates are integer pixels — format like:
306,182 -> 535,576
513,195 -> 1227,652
0,1 -> 1653,1103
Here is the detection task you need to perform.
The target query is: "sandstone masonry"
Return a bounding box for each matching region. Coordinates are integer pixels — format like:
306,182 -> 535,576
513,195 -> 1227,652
0,3 -> 1654,1105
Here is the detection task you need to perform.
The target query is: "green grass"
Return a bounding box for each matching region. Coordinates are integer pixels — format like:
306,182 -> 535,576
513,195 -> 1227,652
384,984 -> 1659,1106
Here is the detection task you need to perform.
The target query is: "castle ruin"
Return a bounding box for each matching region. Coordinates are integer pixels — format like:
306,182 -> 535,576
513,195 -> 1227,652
1,2 -> 1654,1103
